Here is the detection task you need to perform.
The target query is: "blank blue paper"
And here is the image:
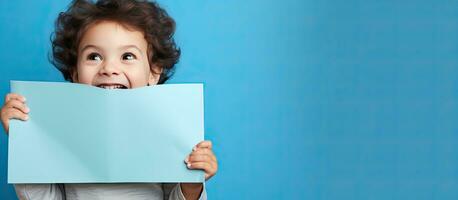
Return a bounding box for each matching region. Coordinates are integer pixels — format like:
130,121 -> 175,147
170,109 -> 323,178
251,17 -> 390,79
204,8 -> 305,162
8,81 -> 204,183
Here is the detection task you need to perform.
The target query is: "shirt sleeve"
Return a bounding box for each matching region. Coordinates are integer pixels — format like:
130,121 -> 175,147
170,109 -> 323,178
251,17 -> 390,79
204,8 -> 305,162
164,183 -> 207,200
14,184 -> 65,200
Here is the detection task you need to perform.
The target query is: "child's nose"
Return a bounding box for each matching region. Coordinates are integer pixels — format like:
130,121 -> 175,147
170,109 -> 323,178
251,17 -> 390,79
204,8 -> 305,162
99,61 -> 121,76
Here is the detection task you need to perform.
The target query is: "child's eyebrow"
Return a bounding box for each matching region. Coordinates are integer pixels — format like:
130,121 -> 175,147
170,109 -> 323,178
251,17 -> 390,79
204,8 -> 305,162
80,45 -> 102,53
119,45 -> 143,55
79,44 -> 143,55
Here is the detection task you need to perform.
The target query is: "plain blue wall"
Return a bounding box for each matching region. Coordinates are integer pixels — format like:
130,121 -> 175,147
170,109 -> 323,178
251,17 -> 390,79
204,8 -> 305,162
1,0 -> 458,199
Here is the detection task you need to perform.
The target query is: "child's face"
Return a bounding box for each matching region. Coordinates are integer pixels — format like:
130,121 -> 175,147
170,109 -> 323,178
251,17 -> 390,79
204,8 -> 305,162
74,21 -> 160,89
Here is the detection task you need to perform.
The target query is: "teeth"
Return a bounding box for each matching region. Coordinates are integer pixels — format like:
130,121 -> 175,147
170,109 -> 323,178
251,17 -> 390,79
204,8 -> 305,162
98,84 -> 126,89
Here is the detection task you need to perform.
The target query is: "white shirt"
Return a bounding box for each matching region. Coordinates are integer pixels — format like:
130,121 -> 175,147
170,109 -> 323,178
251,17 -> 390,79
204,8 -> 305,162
14,183 -> 207,200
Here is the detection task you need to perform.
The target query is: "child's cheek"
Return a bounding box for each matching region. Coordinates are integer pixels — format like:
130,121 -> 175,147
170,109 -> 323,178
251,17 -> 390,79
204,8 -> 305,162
76,66 -> 99,84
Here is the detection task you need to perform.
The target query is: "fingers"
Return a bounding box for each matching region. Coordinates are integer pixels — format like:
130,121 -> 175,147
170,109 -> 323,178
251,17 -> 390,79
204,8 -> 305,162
189,141 -> 217,162
5,93 -> 26,103
1,93 -> 29,134
186,161 -> 217,180
2,109 -> 29,121
185,140 -> 218,181
186,154 -> 215,163
1,108 -> 29,133
195,140 -> 212,150
186,161 -> 211,170
4,99 -> 30,114
188,148 -> 216,162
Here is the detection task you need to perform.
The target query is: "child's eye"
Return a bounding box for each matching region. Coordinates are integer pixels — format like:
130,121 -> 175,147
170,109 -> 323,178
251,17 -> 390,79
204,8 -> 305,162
87,53 -> 102,61
122,52 -> 137,61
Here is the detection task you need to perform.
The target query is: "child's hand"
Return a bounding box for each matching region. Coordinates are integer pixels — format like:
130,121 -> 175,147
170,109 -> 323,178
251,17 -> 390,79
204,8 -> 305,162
184,140 -> 218,180
181,141 -> 218,199
0,93 -> 29,134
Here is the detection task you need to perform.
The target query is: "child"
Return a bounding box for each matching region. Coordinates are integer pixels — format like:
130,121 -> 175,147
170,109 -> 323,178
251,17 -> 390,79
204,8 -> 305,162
0,0 -> 217,199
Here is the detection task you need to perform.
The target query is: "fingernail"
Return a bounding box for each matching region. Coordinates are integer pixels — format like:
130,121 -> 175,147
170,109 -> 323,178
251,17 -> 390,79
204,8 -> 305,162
184,156 -> 189,163
187,163 -> 191,168
25,116 -> 29,120
25,107 -> 30,112
192,146 -> 197,151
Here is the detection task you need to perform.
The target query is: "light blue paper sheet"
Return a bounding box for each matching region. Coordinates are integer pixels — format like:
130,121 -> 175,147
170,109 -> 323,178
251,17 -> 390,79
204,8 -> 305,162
8,81 -> 205,183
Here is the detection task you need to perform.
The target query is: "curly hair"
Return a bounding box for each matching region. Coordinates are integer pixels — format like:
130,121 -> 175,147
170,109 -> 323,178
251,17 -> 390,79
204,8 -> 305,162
50,0 -> 180,84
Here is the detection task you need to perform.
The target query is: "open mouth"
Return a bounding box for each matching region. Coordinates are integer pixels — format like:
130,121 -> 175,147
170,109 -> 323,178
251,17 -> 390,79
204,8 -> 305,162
96,83 -> 128,89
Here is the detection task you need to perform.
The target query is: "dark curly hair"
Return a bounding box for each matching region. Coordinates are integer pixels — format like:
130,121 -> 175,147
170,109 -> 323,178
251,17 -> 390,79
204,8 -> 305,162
50,0 -> 180,84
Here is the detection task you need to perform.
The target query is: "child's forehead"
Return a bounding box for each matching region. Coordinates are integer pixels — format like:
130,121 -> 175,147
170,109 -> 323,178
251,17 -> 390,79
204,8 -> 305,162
79,21 -> 148,51
88,20 -> 142,32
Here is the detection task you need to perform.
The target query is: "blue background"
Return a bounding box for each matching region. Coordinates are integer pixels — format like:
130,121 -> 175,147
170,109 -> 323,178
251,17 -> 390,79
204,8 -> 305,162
1,0 -> 458,199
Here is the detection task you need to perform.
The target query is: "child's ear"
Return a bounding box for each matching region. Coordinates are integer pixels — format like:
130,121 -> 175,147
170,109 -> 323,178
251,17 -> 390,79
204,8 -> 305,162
71,70 -> 78,83
148,65 -> 163,85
